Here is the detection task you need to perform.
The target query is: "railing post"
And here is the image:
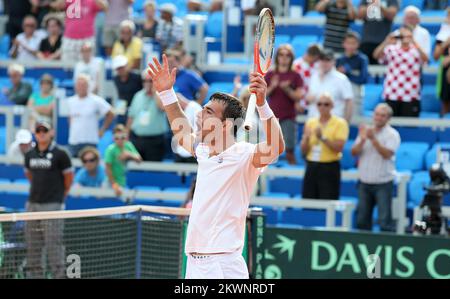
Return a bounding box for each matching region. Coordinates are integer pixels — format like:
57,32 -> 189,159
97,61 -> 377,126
135,208 -> 142,279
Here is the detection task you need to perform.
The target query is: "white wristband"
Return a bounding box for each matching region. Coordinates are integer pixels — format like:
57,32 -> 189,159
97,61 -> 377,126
157,88 -> 178,106
256,101 -> 275,120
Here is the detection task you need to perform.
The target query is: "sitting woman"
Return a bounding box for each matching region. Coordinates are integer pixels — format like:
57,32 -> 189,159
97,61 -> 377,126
27,73 -> 56,131
37,16 -> 63,60
74,147 -> 106,187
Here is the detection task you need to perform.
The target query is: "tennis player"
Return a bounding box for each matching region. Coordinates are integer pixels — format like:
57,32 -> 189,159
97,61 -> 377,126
147,54 -> 285,279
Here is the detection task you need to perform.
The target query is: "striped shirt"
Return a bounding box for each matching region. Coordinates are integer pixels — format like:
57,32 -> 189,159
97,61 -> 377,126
356,125 -> 401,184
323,3 -> 352,53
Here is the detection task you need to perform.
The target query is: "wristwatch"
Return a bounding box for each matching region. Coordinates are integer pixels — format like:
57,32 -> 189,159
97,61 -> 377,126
320,136 -> 328,142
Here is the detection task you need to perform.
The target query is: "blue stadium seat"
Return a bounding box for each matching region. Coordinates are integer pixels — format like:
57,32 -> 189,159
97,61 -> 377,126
291,35 -> 319,57
419,112 -> 440,119
279,208 -> 326,227
425,143 -> 450,169
438,128 -> 450,143
0,126 -> 5,154
341,180 -> 358,197
268,177 -> 302,197
395,142 -> 429,171
98,130 -> 113,158
205,11 -> 223,38
363,84 -> 383,111
127,171 -> 186,188
0,35 -> 10,58
394,126 -> 438,145
421,85 -> 441,113
274,35 -> 291,50
0,193 -> 27,210
0,164 -> 26,180
407,171 -> 430,208
341,140 -> 356,169
66,196 -> 125,209
133,0 -> 145,13
400,0 -> 425,9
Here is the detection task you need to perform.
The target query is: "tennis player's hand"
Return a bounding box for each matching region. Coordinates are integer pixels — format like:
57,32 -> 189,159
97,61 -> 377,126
249,72 -> 267,106
147,54 -> 177,93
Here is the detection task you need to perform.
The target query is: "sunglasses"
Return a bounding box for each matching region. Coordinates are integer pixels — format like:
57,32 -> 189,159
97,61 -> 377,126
114,135 -> 126,140
82,157 -> 97,164
36,127 -> 49,133
317,102 -> 331,107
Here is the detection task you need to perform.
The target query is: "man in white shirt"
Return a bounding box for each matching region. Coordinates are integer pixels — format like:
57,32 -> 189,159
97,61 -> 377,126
147,54 -> 285,279
403,5 -> 431,60
67,74 -> 115,157
8,129 -> 33,158
351,103 -> 401,232
306,49 -> 354,122
10,15 -> 46,61
73,42 -> 104,95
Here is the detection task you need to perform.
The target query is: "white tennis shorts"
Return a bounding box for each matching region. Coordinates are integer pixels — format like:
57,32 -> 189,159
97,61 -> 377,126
185,250 -> 249,279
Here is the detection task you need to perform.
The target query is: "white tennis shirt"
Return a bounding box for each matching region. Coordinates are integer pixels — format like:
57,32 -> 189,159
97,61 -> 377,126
185,142 -> 265,254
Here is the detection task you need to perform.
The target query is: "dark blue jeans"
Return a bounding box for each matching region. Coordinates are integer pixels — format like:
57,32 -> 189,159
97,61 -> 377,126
356,181 -> 394,232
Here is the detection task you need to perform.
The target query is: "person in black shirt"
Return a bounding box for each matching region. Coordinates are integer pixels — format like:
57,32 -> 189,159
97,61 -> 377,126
24,121 -> 73,278
37,16 -> 62,60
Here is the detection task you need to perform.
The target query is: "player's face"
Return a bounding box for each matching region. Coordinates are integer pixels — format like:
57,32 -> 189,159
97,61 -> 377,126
373,107 -> 390,128
199,101 -> 225,141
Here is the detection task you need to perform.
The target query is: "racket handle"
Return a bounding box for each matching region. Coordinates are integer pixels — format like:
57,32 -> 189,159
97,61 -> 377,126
244,93 -> 257,131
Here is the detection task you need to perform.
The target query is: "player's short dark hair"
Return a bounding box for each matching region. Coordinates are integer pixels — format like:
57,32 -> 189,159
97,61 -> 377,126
306,44 -> 322,57
344,30 -> 361,42
209,92 -> 245,137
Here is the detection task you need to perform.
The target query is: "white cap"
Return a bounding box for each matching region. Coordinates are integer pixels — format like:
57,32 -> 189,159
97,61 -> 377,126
15,129 -> 32,144
112,55 -> 128,70
160,3 -> 176,15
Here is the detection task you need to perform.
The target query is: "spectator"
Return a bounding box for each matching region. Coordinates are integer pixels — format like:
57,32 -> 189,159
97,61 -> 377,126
27,73 -> 56,130
373,26 -> 428,117
67,74 -> 115,157
73,42 -> 104,95
293,44 -> 322,113
102,0 -> 133,56
434,8 -> 450,116
7,129 -> 33,158
336,31 -> 369,118
126,71 -> 169,161
166,49 -> 209,105
111,20 -> 143,70
156,3 -> 184,52
358,0 -> 399,65
105,124 -> 142,196
10,15 -> 46,61
300,93 -> 349,200
55,0 -> 108,62
30,0 -> 63,28
138,0 -> 159,39
351,103 -> 400,232
74,146 -> 106,187
37,16 -> 63,60
403,5 -> 431,60
316,0 -> 356,53
4,0 -> 33,40
265,44 -> 303,165
24,121 -> 73,279
4,63 -> 33,106
306,48 -> 354,122
188,0 -> 223,12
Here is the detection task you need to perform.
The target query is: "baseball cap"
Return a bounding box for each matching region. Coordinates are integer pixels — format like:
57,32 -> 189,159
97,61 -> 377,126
112,55 -> 128,70
160,3 -> 176,15
15,129 -> 32,144
35,121 -> 52,131
319,49 -> 336,61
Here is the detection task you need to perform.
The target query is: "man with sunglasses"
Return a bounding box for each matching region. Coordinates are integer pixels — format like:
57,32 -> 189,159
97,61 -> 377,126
9,15 -> 46,61
24,121 -> 74,278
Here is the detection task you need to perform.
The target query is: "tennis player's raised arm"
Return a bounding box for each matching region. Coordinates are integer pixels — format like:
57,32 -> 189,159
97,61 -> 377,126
147,55 -> 196,156
250,72 -> 285,168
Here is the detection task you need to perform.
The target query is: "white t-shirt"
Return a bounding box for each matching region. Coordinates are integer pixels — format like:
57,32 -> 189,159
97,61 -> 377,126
174,101 -> 202,158
185,142 -> 265,254
73,57 -> 103,93
307,68 -> 354,119
67,94 -> 111,145
413,25 -> 431,60
14,30 -> 46,61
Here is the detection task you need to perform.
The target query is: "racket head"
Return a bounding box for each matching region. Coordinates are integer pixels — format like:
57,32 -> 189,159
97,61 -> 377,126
253,8 -> 275,75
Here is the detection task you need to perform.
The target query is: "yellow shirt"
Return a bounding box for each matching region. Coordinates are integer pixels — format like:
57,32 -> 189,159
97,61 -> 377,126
305,115 -> 349,163
112,37 -> 143,67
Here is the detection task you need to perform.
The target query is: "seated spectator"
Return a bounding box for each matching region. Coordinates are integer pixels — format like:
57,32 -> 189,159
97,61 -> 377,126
7,129 -> 33,158
300,93 -> 349,200
37,15 -> 63,60
403,5 -> 431,60
373,26 -> 428,117
74,146 -> 106,187
306,49 -> 354,122
156,3 -> 184,52
166,49 -> 209,105
67,74 -> 115,157
73,42 -> 103,95
433,7 -> 450,116
336,31 -> 369,118
102,0 -> 133,56
3,63 -> 33,106
126,71 -> 169,161
111,20 -> 143,70
138,0 -> 159,39
315,0 -> 356,53
105,124 -> 142,197
27,73 -> 56,131
10,15 -> 46,61
351,103 -> 400,232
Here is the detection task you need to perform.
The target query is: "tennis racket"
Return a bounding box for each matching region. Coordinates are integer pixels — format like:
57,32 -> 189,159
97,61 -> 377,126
243,8 -> 275,131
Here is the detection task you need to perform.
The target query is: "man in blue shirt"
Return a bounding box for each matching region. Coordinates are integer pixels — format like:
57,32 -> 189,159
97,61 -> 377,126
336,31 -> 369,118
74,146 -> 106,187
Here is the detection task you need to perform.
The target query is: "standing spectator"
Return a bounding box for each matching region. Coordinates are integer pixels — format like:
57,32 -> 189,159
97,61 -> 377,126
126,71 -> 169,161
24,121 -> 73,279
105,124 -> 142,196
4,0 -> 32,40
358,0 -> 399,65
7,129 -> 33,158
300,93 -> 349,200
10,15 -> 46,61
265,44 -> 303,165
156,3 -> 184,52
111,20 -> 143,70
336,31 -> 369,118
37,16 -> 63,60
434,7 -> 450,116
166,49 -> 209,105
27,73 -> 56,130
403,5 -> 431,60
102,0 -> 133,56
306,49 -> 354,122
73,42 -> 104,95
138,0 -> 159,39
315,0 -> 356,53
74,146 -> 106,187
30,0 -> 63,27
67,74 -> 115,157
373,26 -> 428,117
351,103 -> 400,232
3,63 -> 33,106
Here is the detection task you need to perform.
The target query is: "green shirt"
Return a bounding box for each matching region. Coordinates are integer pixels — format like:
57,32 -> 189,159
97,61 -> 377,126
104,141 -> 139,187
30,92 -> 55,106
8,82 -> 33,105
128,89 -> 169,136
